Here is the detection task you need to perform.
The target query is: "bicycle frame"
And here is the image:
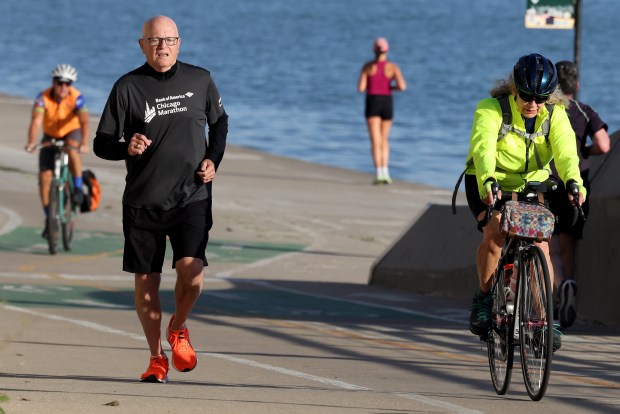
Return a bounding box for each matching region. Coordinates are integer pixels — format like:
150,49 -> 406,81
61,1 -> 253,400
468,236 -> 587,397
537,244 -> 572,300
54,143 -> 72,214
486,185 -> 558,401
44,139 -> 76,254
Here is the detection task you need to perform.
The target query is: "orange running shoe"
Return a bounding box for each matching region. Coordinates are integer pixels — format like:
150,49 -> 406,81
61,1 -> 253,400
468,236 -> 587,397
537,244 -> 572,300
140,353 -> 169,383
167,315 -> 197,372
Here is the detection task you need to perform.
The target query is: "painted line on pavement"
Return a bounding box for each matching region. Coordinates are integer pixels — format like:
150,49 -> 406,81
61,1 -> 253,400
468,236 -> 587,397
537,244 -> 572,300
4,272 -> 617,348
2,303 -> 481,414
0,206 -> 21,236
247,279 -> 468,325
1,272 -> 466,322
209,352 -> 481,414
3,304 -> 144,341
208,352 -> 367,391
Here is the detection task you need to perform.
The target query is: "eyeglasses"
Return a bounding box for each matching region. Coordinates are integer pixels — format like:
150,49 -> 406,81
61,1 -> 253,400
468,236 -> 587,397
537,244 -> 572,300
54,79 -> 72,87
518,90 -> 549,104
145,37 -> 180,46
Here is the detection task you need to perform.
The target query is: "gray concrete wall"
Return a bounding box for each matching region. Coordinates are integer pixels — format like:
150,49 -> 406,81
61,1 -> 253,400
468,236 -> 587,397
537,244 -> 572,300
371,130 -> 620,325
576,130 -> 620,325
369,204 -> 480,299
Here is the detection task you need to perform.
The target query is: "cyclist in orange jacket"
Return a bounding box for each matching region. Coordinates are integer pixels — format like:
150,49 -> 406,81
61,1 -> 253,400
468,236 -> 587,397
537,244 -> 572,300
25,64 -> 90,236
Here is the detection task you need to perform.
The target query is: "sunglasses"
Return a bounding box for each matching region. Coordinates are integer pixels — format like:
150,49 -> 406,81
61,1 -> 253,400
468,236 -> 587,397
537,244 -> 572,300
518,90 -> 549,104
54,79 -> 72,87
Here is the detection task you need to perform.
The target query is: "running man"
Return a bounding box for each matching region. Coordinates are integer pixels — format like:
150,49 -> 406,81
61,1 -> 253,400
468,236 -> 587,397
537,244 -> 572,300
93,15 -> 228,383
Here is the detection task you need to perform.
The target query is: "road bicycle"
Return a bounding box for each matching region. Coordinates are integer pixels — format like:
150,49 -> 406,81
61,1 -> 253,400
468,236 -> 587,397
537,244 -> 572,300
37,139 -> 78,255
481,180 -> 583,401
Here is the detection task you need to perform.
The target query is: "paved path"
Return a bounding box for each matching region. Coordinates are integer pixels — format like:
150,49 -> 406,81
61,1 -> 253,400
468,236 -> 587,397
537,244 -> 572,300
0,95 -> 618,413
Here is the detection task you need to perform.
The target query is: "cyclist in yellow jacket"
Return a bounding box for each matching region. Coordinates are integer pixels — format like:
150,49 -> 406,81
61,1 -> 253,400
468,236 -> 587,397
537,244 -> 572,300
25,64 -> 89,235
465,54 -> 585,351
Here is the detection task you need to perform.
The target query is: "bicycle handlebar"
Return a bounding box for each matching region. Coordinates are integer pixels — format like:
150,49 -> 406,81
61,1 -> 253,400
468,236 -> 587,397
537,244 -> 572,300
481,181 -> 499,227
566,179 -> 586,224
479,179 -> 586,231
27,139 -> 80,152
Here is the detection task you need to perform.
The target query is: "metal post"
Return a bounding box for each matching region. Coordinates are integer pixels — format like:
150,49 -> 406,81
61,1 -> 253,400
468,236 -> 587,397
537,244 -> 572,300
573,0 -> 582,99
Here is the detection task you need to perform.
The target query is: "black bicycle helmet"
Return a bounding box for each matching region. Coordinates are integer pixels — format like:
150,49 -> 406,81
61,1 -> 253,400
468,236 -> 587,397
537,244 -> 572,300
513,53 -> 557,97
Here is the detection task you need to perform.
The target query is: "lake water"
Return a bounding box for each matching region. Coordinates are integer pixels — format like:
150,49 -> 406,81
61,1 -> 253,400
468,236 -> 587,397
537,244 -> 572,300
0,0 -> 617,189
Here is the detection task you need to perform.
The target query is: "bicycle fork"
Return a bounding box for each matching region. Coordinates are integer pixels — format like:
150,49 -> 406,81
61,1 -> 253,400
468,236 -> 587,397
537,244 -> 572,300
55,152 -> 71,221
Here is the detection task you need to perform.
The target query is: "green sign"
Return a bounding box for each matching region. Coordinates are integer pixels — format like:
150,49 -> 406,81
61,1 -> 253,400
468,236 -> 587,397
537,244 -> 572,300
525,0 -> 574,29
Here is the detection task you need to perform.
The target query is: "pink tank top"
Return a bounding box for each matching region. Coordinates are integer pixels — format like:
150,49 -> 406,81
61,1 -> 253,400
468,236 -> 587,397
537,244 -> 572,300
366,61 -> 391,96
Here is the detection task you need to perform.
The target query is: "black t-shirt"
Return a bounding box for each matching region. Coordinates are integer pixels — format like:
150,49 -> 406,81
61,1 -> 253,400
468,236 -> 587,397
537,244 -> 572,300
565,99 -> 608,172
95,61 -> 227,210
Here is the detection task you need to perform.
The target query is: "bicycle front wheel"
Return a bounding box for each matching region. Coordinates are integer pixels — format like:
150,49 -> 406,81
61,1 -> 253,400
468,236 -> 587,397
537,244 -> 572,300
487,264 -> 515,395
518,245 -> 553,401
61,182 -> 74,251
46,180 -> 60,255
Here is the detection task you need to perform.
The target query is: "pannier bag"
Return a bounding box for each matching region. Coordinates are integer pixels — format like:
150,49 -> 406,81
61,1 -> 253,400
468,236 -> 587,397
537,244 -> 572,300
500,200 -> 555,242
81,169 -> 101,212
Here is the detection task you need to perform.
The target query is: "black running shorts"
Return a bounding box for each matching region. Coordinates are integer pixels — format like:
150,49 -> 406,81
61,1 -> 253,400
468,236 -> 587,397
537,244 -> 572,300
365,95 -> 393,120
122,199 -> 213,274
39,130 -> 82,171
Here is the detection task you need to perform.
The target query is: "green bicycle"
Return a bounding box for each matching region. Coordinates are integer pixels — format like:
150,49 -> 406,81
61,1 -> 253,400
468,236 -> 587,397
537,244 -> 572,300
37,139 -> 78,254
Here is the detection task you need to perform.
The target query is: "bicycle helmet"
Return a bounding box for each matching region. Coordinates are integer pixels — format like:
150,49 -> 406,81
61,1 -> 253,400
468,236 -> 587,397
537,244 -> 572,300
51,64 -> 78,83
513,53 -> 557,97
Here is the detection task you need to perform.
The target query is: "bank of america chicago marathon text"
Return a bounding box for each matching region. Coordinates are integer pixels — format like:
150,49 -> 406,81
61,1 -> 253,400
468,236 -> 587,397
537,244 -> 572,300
155,94 -> 191,115
157,102 -> 188,115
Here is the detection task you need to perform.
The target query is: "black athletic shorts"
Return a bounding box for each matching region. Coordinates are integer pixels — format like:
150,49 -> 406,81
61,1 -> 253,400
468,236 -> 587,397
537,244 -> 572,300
365,95 -> 393,120
39,130 -> 82,171
122,199 -> 213,274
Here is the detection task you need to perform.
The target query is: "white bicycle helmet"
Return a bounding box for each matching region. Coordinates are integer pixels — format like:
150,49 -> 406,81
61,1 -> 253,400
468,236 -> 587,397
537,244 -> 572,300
51,64 -> 78,83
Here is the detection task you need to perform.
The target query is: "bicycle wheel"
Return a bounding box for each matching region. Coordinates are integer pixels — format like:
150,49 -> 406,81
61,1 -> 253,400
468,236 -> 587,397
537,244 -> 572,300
46,180 -> 60,255
487,264 -> 515,395
518,245 -> 553,401
61,182 -> 74,251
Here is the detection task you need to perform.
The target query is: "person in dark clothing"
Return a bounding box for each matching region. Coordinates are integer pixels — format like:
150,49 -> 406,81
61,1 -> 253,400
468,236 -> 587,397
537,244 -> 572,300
551,60 -> 610,329
93,15 -> 228,383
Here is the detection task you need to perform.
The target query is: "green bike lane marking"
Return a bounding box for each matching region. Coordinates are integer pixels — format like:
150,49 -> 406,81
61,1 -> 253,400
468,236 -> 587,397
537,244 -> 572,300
0,283 -> 424,320
0,226 -> 304,263
0,227 -> 431,320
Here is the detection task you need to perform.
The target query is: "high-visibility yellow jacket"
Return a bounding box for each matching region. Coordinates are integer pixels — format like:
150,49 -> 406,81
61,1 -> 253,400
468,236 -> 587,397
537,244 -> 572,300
465,95 -> 586,199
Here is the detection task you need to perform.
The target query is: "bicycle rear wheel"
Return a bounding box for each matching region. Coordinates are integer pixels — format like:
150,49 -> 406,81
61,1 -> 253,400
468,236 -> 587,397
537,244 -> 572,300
61,182 -> 74,251
46,180 -> 60,255
487,264 -> 515,395
518,245 -> 553,401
